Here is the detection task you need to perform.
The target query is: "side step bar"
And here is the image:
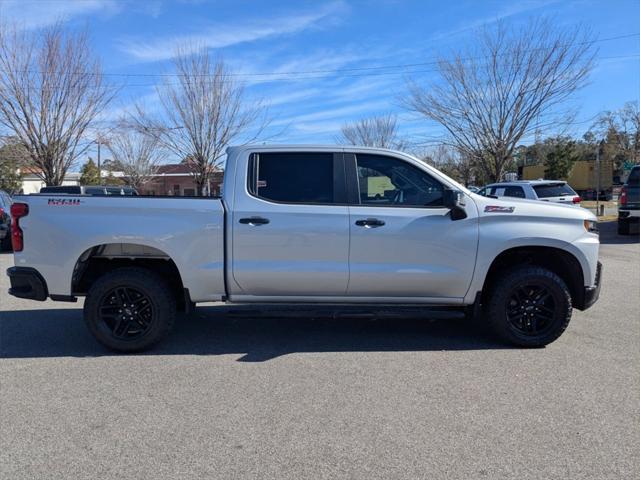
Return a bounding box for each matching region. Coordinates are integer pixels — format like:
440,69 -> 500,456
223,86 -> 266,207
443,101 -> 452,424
222,305 -> 466,320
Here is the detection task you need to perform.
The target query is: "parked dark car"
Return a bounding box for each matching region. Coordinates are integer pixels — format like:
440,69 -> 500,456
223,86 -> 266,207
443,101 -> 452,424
0,190 -> 13,251
618,165 -> 640,235
39,185 -> 138,196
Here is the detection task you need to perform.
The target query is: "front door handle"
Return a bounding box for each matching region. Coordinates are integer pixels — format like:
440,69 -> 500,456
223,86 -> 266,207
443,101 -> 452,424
355,218 -> 385,228
239,216 -> 270,226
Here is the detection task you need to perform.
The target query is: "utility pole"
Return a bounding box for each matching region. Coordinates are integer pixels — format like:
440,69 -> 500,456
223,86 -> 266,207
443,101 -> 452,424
97,140 -> 101,185
595,139 -> 605,217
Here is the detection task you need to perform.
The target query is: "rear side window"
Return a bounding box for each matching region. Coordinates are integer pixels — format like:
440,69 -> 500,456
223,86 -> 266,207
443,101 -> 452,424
533,183 -> 576,198
355,154 -> 444,207
40,186 -> 81,194
628,167 -> 640,186
491,185 -> 525,198
85,187 -> 107,195
250,152 -> 337,204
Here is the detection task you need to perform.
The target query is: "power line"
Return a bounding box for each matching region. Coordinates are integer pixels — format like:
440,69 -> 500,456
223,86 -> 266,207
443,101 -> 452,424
1,53 -> 636,91
29,53 -> 640,90
0,32 -> 638,81
93,53 -> 640,87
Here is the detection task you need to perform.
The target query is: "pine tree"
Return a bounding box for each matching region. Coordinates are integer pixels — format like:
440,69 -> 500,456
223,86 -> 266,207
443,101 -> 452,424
0,139 -> 28,194
544,137 -> 578,180
79,158 -> 100,185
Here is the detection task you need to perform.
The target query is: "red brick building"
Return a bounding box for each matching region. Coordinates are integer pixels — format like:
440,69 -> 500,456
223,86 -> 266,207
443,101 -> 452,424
139,164 -> 223,196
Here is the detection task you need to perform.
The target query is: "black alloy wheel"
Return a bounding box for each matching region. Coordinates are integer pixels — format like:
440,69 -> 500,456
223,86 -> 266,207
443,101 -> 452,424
98,286 -> 154,341
505,284 -> 556,336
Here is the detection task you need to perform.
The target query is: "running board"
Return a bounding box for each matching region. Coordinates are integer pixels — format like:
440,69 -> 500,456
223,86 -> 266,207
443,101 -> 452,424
222,305 -> 466,320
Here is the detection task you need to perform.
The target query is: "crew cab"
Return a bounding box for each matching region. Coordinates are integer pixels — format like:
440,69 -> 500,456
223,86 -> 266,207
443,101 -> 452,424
6,145 -> 602,351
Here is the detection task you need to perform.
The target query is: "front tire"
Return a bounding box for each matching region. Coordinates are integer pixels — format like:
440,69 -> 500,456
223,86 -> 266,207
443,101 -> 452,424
486,266 -> 572,347
84,267 -> 176,352
618,218 -> 630,235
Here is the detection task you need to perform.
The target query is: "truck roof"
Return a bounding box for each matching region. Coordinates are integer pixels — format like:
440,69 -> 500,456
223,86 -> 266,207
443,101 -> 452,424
227,144 -> 409,156
485,180 -> 567,187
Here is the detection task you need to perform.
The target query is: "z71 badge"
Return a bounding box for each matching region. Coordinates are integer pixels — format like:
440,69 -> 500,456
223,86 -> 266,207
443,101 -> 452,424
48,198 -> 82,206
485,205 -> 515,213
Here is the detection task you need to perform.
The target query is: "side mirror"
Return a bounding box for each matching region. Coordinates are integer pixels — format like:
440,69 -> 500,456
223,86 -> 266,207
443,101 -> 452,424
443,189 -> 467,220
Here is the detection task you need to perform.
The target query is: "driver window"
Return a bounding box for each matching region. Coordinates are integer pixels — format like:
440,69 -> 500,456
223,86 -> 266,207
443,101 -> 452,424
355,154 -> 444,207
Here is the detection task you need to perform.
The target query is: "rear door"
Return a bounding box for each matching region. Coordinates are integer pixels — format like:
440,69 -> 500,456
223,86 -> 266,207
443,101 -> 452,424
231,151 -> 350,297
345,153 -> 478,299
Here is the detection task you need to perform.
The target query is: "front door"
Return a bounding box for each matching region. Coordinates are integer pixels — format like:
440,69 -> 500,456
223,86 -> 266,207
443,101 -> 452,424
231,151 -> 350,297
346,153 -> 478,299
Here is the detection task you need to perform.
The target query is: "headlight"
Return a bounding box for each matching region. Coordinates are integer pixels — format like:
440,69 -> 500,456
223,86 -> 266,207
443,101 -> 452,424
584,220 -> 599,234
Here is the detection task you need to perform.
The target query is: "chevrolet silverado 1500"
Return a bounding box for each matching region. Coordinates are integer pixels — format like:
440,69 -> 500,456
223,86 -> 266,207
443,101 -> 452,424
6,145 -> 602,351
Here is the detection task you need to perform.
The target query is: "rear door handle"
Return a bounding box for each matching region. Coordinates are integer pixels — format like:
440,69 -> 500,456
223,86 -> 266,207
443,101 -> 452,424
355,218 -> 385,228
239,216 -> 270,225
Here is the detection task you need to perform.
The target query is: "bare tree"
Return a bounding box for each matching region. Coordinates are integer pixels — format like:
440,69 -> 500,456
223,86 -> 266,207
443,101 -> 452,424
337,113 -> 406,150
427,144 -> 478,186
105,123 -> 166,190
131,50 -> 267,195
590,101 -> 639,166
0,24 -> 114,185
405,19 -> 595,182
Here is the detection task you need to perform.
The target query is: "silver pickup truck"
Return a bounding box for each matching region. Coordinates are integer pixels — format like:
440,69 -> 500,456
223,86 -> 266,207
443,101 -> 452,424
6,145 -> 602,351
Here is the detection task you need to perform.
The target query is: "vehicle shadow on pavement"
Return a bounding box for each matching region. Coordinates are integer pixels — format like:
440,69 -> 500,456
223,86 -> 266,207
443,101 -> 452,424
598,220 -> 639,244
0,307 -> 508,361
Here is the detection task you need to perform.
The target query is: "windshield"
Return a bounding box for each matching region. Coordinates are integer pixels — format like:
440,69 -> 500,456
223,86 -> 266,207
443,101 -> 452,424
533,183 -> 576,198
404,153 -> 471,194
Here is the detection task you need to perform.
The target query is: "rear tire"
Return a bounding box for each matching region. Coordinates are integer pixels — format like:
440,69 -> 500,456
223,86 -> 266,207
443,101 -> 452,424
486,266 -> 572,347
618,218 -> 630,235
84,267 -> 176,352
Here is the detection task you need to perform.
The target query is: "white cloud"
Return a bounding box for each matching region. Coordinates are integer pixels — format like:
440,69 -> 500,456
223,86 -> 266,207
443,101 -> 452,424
0,0 -> 121,30
429,0 -> 560,43
272,100 -> 391,128
119,1 -> 348,62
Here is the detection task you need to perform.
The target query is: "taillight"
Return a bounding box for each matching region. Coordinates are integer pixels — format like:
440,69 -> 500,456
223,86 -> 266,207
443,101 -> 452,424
620,186 -> 627,206
572,196 -> 581,204
10,202 -> 29,252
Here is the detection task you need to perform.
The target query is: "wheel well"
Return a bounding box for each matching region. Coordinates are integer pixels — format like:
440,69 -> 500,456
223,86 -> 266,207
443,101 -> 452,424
482,246 -> 584,307
72,244 -> 190,311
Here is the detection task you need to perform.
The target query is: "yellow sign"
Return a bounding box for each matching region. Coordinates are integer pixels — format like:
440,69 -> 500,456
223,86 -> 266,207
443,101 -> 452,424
367,176 -> 394,196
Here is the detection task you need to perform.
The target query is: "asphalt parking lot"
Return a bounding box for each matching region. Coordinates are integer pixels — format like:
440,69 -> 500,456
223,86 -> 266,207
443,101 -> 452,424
1,221 -> 638,480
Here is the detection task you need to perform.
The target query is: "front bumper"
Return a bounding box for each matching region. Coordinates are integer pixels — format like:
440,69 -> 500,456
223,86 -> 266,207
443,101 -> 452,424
7,267 -> 48,301
578,261 -> 602,311
618,209 -> 640,221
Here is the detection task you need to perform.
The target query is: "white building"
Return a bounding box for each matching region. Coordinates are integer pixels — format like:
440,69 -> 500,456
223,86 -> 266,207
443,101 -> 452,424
20,171 -> 82,194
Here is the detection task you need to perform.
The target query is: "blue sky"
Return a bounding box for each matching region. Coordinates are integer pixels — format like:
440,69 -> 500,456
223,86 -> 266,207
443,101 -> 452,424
2,0 -> 639,159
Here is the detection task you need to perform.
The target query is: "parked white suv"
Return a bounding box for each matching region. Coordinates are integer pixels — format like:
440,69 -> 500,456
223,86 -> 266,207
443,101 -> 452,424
478,180 -> 581,205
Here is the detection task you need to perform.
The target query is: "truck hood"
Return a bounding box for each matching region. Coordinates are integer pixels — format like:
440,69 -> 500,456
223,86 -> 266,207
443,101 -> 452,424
469,193 -> 596,221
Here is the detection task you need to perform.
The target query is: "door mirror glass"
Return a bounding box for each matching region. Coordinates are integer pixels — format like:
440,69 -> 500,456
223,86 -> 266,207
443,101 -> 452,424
443,189 -> 467,220
443,189 -> 464,208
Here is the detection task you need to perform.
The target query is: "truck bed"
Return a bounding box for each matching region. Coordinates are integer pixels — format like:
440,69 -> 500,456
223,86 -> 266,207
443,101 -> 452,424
12,195 -> 227,302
